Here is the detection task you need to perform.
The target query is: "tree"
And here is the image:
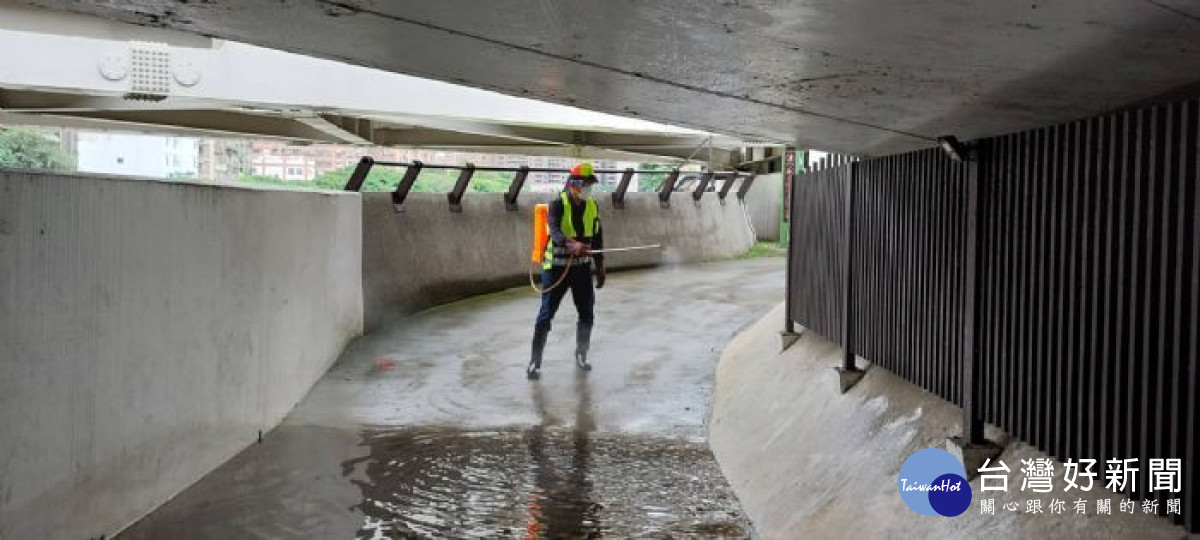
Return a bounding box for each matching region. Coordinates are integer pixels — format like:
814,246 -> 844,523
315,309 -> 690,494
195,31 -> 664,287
0,128 -> 75,171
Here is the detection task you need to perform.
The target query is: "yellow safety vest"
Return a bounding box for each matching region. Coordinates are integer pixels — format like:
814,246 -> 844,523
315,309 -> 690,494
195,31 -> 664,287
544,191 -> 600,270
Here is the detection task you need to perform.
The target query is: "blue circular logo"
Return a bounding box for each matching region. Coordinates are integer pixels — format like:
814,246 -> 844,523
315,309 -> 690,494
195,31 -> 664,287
897,448 -> 972,517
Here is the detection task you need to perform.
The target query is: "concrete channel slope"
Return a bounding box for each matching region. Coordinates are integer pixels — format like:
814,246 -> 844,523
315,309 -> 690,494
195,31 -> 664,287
117,257 -> 785,538
711,304 -> 1187,539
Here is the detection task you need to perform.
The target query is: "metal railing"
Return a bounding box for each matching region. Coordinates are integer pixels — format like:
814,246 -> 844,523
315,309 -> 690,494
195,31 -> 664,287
341,157 -> 756,212
787,98 -> 1200,532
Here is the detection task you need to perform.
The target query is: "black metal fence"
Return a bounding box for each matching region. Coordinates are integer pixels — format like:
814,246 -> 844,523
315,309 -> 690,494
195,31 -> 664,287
790,155 -> 851,345
787,98 -> 1199,531
853,150 -> 971,405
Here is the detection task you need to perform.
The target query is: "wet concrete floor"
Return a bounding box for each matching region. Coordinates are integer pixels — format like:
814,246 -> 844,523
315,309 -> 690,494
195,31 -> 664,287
118,258 -> 785,539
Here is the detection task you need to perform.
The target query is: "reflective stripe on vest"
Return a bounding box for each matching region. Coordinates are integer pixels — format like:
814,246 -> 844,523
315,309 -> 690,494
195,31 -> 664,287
543,192 -> 600,270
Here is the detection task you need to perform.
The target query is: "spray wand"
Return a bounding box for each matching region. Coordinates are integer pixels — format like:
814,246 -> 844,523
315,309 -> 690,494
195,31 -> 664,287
586,244 -> 661,254
528,203 -> 665,293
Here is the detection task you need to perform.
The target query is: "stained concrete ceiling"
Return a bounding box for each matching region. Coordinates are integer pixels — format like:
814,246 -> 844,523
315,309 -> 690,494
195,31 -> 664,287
20,0 -> 1200,156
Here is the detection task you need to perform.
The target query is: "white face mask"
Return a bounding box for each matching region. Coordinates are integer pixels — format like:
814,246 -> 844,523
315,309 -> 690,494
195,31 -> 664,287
581,185 -> 593,198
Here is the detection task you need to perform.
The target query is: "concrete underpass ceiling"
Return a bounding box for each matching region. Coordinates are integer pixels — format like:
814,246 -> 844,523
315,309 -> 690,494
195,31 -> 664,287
18,0 -> 1200,157
0,90 -> 743,163
0,88 -> 742,162
0,3 -> 752,164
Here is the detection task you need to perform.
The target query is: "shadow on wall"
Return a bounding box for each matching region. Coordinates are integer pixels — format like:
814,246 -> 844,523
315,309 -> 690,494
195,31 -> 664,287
361,191 -> 756,330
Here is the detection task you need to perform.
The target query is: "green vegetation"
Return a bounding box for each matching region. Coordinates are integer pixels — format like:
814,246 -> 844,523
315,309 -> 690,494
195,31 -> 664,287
238,173 -> 303,186
0,128 -> 75,171
635,162 -> 675,192
237,164 -> 517,193
736,241 -> 787,259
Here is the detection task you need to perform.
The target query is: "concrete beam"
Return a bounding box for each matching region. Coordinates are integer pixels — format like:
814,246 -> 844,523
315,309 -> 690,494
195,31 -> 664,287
298,114 -> 373,145
23,109 -> 355,143
384,142 -> 729,163
0,89 -> 211,112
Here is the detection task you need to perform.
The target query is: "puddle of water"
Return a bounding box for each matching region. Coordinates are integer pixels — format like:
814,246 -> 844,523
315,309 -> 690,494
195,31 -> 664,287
342,427 -> 748,538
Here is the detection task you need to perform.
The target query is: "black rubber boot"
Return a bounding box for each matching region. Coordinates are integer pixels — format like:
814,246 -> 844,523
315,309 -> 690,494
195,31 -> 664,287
575,323 -> 593,371
528,325 -> 549,380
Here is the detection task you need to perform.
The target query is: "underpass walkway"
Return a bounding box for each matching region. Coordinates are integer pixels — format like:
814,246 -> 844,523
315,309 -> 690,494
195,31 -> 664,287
119,258 -> 785,538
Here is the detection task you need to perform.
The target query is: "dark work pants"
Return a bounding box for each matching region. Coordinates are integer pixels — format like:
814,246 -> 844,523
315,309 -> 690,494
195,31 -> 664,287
534,264 -> 594,331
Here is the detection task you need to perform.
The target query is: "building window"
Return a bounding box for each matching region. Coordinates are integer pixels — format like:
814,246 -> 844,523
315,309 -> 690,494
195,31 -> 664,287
286,167 -> 303,177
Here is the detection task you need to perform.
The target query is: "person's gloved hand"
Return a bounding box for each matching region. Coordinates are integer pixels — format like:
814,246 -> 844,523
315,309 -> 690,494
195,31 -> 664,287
595,265 -> 606,289
567,239 -> 588,256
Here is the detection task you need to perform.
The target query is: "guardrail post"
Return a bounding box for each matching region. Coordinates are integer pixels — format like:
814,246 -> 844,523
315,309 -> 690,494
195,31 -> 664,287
343,156 -> 374,191
391,160 -> 423,212
447,163 -> 475,213
736,173 -> 757,201
692,171 -> 714,203
611,168 -> 634,209
658,169 -> 680,209
504,166 -> 529,211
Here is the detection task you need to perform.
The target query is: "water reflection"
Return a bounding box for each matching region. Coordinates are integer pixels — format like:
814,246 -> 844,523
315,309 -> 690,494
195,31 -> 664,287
524,374 -> 601,538
343,375 -> 603,538
341,373 -> 746,538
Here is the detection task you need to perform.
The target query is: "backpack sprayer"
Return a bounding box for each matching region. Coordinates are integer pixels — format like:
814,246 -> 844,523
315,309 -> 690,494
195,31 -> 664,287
528,203 -> 660,293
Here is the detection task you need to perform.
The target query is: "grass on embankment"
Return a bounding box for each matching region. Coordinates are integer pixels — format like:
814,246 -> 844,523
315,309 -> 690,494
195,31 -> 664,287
736,242 -> 788,260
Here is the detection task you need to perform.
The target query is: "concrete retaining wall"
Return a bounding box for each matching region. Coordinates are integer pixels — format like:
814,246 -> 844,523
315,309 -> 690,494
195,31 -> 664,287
742,173 -> 781,242
0,171 -> 363,540
362,191 -> 755,329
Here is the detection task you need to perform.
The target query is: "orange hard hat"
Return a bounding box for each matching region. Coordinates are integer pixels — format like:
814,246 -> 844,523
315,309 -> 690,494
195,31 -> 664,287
567,162 -> 597,184
569,162 -> 593,177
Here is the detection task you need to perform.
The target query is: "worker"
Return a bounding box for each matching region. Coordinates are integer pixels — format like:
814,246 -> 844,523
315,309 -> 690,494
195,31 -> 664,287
527,162 -> 606,380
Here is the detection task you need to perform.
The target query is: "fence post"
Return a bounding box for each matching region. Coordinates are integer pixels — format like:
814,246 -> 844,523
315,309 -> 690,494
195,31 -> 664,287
949,139 -> 1001,478
717,172 -> 738,204
781,169 -> 801,350
658,169 -> 680,209
504,166 -> 529,211
692,171 -> 713,203
391,160 -> 423,212
611,168 -> 634,209
736,173 -> 757,201
837,160 -> 865,392
447,163 -> 475,213
343,156 -> 374,191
